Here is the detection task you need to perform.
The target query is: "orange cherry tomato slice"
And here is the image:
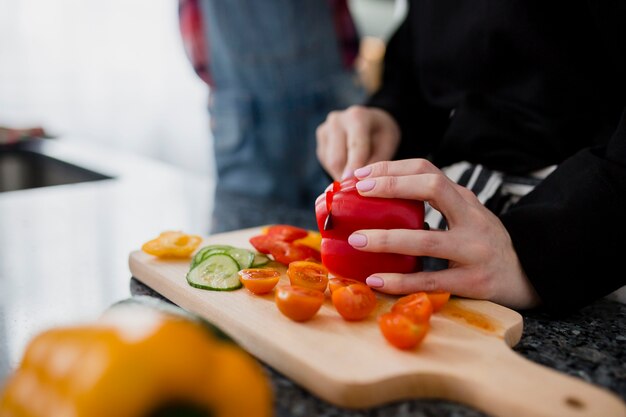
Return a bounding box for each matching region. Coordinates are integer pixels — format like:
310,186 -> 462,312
238,268 -> 281,295
328,277 -> 363,294
287,261 -> 329,292
426,291 -> 451,312
391,292 -> 433,324
275,285 -> 325,322
378,312 -> 429,350
331,282 -> 377,321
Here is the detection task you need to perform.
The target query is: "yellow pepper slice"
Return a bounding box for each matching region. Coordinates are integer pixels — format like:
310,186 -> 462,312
293,231 -> 322,252
141,230 -> 202,258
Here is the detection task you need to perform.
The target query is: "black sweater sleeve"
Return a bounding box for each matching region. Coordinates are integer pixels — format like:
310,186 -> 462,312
500,2 -> 626,314
366,7 -> 449,160
501,109 -> 626,314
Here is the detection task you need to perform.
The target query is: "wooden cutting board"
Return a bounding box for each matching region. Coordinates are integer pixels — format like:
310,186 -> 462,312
128,226 -> 626,417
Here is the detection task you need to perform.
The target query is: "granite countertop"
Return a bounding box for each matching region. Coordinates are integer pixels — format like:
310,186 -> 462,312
1,141 -> 625,416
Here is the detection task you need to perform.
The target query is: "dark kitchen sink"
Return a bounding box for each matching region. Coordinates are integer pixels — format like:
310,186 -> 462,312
0,143 -> 112,192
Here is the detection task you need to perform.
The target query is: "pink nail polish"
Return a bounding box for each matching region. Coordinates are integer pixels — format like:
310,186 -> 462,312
366,276 -> 384,288
354,166 -> 372,178
356,179 -> 375,192
348,233 -> 367,247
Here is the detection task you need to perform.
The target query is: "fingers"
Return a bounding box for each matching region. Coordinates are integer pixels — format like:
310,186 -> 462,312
366,267 -> 540,310
363,109 -> 400,167
316,106 -> 399,181
355,159 -> 440,179
364,268 -> 493,300
343,116 -> 372,179
356,173 -> 469,227
348,229 -> 474,264
365,271 -> 448,295
316,113 -> 347,181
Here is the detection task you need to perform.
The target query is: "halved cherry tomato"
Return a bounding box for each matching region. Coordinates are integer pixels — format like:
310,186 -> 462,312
266,224 -> 309,242
238,268 -> 281,295
141,231 -> 202,258
331,282 -> 377,321
426,291 -> 451,312
287,261 -> 329,292
268,241 -> 321,265
328,277 -> 363,294
391,292 -> 433,324
275,285 -> 325,322
378,312 -> 429,350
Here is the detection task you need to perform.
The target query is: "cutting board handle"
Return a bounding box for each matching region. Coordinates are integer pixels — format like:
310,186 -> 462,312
451,342 -> 626,417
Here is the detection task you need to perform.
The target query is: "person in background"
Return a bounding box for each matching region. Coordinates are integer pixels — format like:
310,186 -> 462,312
316,1 -> 626,314
179,0 -> 365,211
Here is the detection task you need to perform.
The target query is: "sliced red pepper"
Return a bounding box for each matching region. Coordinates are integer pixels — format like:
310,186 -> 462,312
250,225 -> 320,266
249,234 -> 274,254
268,240 -> 320,265
265,224 -> 309,242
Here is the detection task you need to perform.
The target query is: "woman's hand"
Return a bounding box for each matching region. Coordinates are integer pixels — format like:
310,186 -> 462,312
349,159 -> 541,310
316,106 -> 401,181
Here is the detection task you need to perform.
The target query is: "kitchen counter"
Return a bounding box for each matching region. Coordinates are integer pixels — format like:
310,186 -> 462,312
1,140 -> 625,416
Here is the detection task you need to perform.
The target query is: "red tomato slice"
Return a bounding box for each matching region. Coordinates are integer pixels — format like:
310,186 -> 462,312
391,292 -> 433,324
287,261 -> 329,292
378,312 -> 429,350
275,285 -> 325,322
266,225 -> 309,242
269,241 -> 321,265
238,268 -> 281,295
426,291 -> 451,312
328,277 -> 363,294
331,282 -> 377,321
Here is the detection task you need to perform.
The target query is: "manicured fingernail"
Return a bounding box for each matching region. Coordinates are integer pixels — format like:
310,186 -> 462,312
356,179 -> 375,192
366,276 -> 384,288
348,233 -> 367,248
354,166 -> 372,178
341,168 -> 353,180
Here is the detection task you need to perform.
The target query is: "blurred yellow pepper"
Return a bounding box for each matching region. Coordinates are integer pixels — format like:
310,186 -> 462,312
141,231 -> 202,258
0,297 -> 272,417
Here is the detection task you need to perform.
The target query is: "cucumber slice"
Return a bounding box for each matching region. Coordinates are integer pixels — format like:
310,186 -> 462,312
251,253 -> 270,267
225,247 -> 255,269
191,245 -> 233,270
186,253 -> 242,291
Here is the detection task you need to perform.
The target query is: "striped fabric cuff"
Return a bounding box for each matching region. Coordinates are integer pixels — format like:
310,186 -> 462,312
425,162 -> 556,230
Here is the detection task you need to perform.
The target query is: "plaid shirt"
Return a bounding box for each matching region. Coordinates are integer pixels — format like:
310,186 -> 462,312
178,0 -> 359,87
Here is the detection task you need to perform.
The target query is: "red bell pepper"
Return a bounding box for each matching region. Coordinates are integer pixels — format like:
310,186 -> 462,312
315,177 -> 425,282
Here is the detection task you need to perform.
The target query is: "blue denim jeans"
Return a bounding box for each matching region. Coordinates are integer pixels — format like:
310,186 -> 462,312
200,0 -> 365,209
